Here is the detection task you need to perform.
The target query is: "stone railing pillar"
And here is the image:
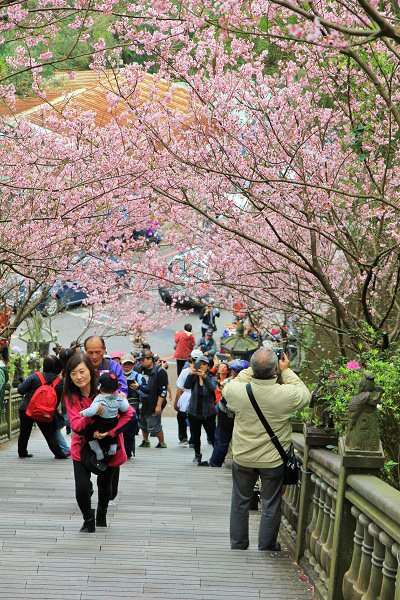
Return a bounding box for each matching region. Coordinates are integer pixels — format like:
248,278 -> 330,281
295,424 -> 337,563
327,438 -> 385,600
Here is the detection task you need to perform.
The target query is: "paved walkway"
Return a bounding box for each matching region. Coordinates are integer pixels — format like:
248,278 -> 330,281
0,418 -> 315,599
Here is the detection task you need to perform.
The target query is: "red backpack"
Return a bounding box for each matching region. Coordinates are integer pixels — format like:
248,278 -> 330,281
26,372 -> 61,422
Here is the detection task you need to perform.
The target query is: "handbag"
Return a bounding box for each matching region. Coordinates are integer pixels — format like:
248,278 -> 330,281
245,384 -> 299,485
80,439 -> 107,475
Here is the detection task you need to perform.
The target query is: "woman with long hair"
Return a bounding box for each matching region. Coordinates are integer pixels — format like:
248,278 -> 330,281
64,352 -> 133,532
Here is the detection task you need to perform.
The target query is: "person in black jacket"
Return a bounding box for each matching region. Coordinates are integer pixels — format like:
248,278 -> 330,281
136,350 -> 168,448
184,356 -> 217,464
17,355 -> 67,459
199,303 -> 220,337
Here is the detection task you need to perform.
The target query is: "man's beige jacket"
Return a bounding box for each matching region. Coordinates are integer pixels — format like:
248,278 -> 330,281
224,367 -> 311,469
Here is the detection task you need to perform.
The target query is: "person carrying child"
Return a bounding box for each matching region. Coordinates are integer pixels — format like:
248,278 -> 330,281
79,372 -> 129,463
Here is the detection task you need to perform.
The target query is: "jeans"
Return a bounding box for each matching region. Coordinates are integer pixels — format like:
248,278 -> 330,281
209,424 -> 232,467
230,461 -> 284,550
55,428 -> 70,454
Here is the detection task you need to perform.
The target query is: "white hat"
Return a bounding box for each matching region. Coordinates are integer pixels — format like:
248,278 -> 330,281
190,349 -> 204,359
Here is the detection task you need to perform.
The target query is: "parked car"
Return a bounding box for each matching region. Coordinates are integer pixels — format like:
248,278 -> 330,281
158,249 -> 213,309
39,282 -> 87,317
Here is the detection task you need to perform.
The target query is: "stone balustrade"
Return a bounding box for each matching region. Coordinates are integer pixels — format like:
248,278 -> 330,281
281,433 -> 400,600
0,385 -> 21,441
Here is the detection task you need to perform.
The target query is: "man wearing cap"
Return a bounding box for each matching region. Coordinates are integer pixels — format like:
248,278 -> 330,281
223,346 -> 310,552
120,354 -> 145,458
184,355 -> 217,464
196,329 -> 217,360
136,350 -> 168,448
84,336 -> 128,395
199,302 -> 220,337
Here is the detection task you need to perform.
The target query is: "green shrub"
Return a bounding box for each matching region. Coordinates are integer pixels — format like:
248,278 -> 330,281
313,350 -> 400,489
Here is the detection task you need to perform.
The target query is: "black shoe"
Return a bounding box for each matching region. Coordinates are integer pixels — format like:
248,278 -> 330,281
261,542 -> 281,552
198,460 -> 210,467
193,453 -> 202,464
54,454 -> 68,459
96,507 -> 107,528
19,454 -> 33,458
80,509 -> 95,533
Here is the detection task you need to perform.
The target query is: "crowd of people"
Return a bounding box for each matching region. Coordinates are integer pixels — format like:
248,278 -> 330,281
0,303 -> 310,550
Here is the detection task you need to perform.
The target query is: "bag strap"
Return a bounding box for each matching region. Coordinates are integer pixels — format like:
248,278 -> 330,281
51,377 -> 61,389
36,372 -> 46,386
245,383 -> 288,464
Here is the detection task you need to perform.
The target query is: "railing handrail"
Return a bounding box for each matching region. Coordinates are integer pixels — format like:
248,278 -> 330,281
347,473 -> 400,530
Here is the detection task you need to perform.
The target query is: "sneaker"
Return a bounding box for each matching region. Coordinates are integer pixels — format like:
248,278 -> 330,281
108,499 -> 118,506
179,439 -> 188,445
188,443 -> 195,448
198,460 -> 210,467
139,440 -> 151,448
155,442 -> 167,448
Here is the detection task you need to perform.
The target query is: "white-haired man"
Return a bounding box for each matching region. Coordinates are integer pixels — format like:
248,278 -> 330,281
223,346 -> 310,551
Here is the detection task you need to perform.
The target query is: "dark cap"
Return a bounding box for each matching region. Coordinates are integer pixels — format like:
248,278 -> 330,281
206,328 -> 214,336
138,350 -> 154,360
98,372 -> 119,392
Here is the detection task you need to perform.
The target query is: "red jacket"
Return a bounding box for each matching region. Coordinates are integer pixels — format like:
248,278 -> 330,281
65,393 -> 134,465
174,330 -> 195,360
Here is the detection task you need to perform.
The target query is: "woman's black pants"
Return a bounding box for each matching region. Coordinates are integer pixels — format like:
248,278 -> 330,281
73,460 -> 117,520
176,359 -> 186,376
188,414 -> 216,455
18,409 -> 65,458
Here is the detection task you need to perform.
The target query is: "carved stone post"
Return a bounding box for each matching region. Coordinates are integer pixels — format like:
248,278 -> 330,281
295,422 -> 338,563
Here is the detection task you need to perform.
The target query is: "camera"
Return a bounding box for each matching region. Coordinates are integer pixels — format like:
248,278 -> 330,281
274,347 -> 285,361
194,359 -> 202,370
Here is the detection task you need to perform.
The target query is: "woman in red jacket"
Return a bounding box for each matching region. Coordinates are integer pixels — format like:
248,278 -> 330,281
64,352 -> 134,533
174,324 -> 195,375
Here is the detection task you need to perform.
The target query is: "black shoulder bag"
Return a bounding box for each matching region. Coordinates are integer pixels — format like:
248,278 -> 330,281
245,384 -> 299,485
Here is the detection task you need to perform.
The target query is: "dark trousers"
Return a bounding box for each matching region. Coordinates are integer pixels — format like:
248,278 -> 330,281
230,461 -> 284,550
176,360 -> 186,376
111,466 -> 119,500
18,409 -> 65,458
177,410 -> 189,441
73,460 -> 117,519
123,414 -> 139,457
209,424 -> 232,467
188,414 -> 216,455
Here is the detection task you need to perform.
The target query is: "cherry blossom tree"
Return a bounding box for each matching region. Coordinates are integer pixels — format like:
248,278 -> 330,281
1,1 -> 400,352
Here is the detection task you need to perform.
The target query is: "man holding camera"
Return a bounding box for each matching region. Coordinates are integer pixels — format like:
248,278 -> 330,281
199,303 -> 220,337
184,355 -> 217,464
223,346 -> 310,551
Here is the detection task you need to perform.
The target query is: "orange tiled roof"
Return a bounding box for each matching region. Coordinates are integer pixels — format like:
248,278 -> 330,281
0,69 -> 191,128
